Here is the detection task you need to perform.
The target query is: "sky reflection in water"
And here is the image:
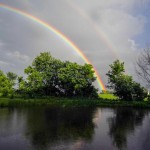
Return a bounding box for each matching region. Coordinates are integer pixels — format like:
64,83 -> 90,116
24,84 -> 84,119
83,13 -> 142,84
0,107 -> 150,150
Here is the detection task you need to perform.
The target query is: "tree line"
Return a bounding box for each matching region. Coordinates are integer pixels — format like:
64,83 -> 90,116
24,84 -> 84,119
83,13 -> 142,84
0,52 -> 98,98
0,50 -> 149,100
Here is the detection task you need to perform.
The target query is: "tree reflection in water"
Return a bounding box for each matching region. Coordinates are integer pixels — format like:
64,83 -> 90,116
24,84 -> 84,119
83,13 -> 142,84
108,108 -> 148,150
25,107 -> 96,150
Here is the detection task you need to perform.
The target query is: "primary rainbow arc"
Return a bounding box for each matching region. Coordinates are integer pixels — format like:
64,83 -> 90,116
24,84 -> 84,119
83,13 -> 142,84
0,3 -> 106,91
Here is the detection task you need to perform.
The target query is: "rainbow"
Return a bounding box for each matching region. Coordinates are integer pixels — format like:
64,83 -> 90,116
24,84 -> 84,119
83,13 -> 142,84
0,3 -> 106,91
65,0 -> 119,58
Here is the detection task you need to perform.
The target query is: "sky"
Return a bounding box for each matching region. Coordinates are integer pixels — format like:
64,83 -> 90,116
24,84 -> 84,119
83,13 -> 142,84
0,0 -> 150,90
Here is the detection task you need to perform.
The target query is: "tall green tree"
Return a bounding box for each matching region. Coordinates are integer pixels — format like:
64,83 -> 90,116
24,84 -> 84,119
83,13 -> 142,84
58,62 -> 98,97
22,52 -> 98,98
24,52 -> 63,97
106,60 -> 146,101
106,60 -> 125,89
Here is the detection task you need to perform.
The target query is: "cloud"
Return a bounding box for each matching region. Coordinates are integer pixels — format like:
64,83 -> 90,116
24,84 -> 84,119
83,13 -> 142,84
0,0 -> 31,10
0,0 -> 149,89
0,40 -> 4,50
73,0 -> 149,85
74,0 -> 149,11
93,9 -> 146,38
0,60 -> 14,73
6,51 -> 30,63
0,60 -> 10,66
128,39 -> 139,51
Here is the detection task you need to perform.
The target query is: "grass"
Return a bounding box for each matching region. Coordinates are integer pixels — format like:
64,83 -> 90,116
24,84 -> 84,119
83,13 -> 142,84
0,95 -> 150,108
99,93 -> 118,100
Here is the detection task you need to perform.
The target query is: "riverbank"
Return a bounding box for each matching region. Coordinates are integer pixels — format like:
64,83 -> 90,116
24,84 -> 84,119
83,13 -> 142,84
0,97 -> 150,108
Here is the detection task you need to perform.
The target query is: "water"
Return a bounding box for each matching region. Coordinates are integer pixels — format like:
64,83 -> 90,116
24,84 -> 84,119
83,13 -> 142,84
0,107 -> 150,150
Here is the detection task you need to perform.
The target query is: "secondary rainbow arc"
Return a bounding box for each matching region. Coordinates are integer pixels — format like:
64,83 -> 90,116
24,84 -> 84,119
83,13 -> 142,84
65,0 -> 119,58
0,3 -> 106,91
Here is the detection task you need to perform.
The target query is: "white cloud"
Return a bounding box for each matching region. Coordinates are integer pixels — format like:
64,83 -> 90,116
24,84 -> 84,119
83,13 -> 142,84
6,51 -> 30,63
0,60 -> 10,66
69,0 -> 148,84
74,0 -> 149,11
0,0 -> 149,88
95,9 -> 146,38
128,39 -> 139,51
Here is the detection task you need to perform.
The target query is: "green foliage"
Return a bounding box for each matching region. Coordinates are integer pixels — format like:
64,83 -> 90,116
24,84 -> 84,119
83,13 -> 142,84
106,60 -> 125,89
106,60 -> 146,101
1,97 -> 150,108
20,52 -> 98,98
58,62 -> 97,97
7,72 -> 17,86
132,82 -> 147,101
0,70 -> 13,97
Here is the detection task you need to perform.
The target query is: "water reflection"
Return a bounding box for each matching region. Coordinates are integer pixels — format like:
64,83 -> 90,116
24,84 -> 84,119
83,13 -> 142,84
0,107 -> 150,150
108,108 -> 148,150
0,108 -> 31,150
25,107 -> 96,150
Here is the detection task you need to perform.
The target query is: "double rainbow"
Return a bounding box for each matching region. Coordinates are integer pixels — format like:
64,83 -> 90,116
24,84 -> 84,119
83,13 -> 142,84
0,3 -> 106,91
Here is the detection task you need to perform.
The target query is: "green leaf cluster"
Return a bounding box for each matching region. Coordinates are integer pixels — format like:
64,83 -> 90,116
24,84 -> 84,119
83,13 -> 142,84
106,60 -> 147,101
0,70 -> 14,97
19,52 -> 98,98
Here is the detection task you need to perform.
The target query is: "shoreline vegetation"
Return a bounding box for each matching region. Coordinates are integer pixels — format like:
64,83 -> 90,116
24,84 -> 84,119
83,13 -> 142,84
0,52 -> 149,108
0,96 -> 150,108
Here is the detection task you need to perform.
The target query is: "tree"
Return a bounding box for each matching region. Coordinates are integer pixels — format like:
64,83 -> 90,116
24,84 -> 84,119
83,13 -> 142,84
17,76 -> 23,87
136,48 -> 150,87
21,52 -> 98,98
7,72 -> 17,86
106,60 -> 146,101
0,70 -> 13,96
24,52 -> 64,97
106,60 -> 125,89
58,62 -> 98,97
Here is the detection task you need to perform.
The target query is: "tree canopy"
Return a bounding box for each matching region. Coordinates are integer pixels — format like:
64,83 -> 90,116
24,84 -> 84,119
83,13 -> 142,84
0,52 -> 148,101
106,60 -> 146,101
19,52 -> 98,98
0,70 -> 13,96
7,72 -> 17,86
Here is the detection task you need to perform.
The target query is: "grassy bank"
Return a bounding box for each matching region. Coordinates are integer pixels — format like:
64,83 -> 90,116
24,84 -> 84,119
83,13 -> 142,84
0,97 -> 150,108
99,93 -> 118,100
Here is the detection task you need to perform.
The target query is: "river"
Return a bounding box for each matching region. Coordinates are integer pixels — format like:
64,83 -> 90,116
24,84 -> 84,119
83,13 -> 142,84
0,106 -> 150,150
